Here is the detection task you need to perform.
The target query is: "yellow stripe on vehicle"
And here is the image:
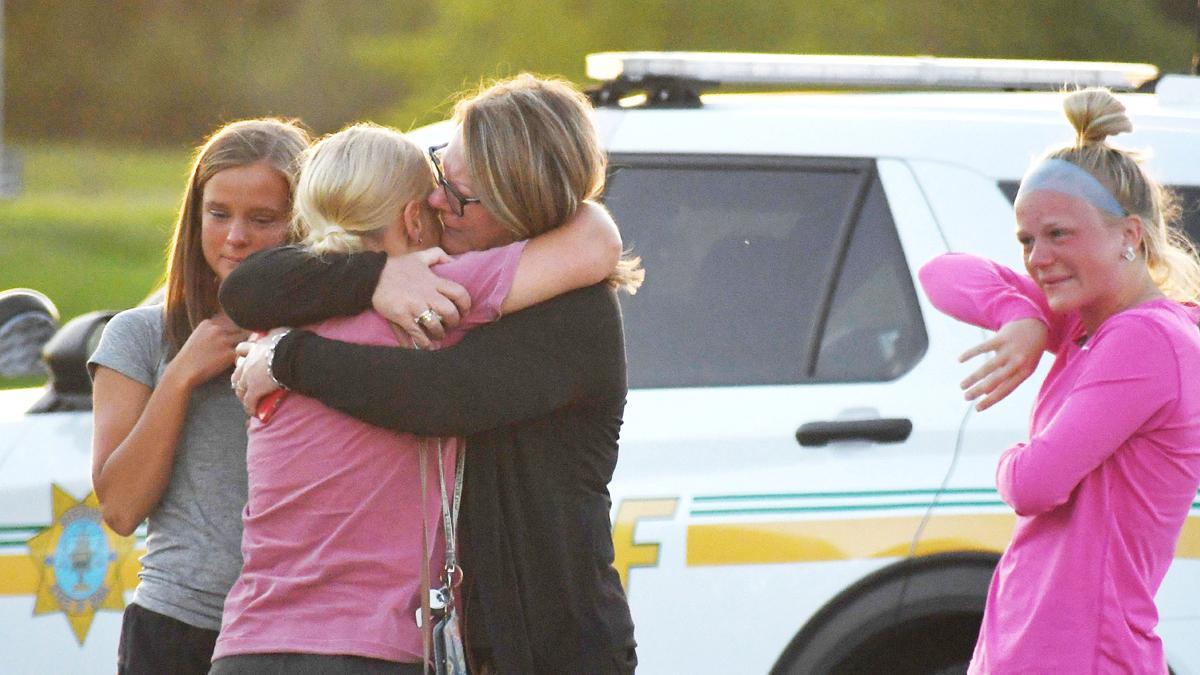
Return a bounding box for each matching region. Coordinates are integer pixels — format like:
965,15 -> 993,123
1176,515 -> 1200,558
2,514 -> 1195,595
687,513 -> 1200,566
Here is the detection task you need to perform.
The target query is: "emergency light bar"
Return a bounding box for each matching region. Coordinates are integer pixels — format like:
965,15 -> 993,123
586,52 -> 1160,93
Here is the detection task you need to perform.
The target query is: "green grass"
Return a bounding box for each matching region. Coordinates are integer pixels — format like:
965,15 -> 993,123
0,143 -> 191,389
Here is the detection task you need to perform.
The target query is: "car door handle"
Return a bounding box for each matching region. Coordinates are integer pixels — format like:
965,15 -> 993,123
795,418 -> 913,447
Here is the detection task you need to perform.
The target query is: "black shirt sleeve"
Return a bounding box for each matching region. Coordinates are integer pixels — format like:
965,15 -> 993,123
218,245 -> 387,330
271,283 -> 627,437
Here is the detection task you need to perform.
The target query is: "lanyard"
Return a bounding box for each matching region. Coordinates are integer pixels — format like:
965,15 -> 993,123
418,436 -> 466,671
436,437 -> 465,587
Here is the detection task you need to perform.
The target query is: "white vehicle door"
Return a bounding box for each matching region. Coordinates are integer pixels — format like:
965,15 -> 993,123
0,398 -> 125,675
603,154 -> 984,673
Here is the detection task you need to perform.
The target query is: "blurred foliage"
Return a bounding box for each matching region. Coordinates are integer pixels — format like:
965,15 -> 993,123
7,1 -> 431,141
0,143 -> 186,321
0,142 -> 188,389
4,1 -> 1197,144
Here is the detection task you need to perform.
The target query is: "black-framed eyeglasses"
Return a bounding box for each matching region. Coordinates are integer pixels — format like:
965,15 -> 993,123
429,143 -> 481,217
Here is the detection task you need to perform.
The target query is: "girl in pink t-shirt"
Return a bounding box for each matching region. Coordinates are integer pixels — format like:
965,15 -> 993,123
213,124 -> 622,673
920,89 -> 1200,674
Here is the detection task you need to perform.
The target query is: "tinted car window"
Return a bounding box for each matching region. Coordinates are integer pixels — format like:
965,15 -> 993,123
815,177 -> 927,381
1174,186 -> 1200,245
604,155 -> 925,388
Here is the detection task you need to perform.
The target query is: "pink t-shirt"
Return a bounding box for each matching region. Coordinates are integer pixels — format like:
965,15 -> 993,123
920,253 -> 1200,674
214,241 -> 526,664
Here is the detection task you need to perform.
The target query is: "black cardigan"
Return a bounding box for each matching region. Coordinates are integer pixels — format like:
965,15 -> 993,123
220,247 -> 638,674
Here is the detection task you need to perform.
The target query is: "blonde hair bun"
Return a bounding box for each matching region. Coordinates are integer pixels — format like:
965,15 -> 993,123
301,224 -> 361,255
1063,88 -> 1133,147
1041,88 -> 1200,303
295,123 -> 435,256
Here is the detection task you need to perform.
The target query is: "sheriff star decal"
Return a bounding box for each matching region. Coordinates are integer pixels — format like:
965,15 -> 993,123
26,484 -> 135,644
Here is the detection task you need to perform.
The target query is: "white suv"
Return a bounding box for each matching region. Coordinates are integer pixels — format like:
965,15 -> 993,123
3,52 -> 1200,674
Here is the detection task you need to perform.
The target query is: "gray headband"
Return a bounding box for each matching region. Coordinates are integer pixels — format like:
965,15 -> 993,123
1015,158 -> 1127,217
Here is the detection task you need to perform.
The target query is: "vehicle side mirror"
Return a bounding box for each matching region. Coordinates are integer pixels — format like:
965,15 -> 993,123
0,288 -> 59,378
28,310 -> 116,413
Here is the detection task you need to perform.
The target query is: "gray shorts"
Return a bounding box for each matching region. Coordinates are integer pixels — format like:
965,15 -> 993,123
209,653 -> 423,675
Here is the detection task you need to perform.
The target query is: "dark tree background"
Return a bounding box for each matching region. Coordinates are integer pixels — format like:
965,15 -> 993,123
5,0 -> 1197,145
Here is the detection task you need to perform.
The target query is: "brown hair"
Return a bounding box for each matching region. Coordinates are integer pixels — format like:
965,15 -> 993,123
454,74 -> 643,292
162,118 -> 310,356
1047,88 -> 1200,301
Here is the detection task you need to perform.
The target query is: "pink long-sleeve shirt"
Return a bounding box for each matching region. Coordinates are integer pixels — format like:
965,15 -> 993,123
919,253 -> 1200,674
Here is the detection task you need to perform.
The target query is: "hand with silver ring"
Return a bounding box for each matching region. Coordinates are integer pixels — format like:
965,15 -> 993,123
232,335 -> 283,415
373,250 -> 468,348
415,308 -> 443,328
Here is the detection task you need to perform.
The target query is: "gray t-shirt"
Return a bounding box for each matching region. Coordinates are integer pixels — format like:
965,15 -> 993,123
88,305 -> 248,630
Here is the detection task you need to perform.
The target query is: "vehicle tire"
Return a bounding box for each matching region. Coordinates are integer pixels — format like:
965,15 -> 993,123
771,552 -> 999,675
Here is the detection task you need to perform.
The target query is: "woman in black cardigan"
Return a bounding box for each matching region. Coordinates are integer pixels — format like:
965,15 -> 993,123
223,74 -> 642,675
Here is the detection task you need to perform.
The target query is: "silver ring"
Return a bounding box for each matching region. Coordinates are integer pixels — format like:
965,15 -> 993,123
415,308 -> 442,327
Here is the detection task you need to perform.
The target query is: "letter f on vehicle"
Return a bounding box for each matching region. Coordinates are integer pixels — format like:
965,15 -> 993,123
612,498 -> 678,590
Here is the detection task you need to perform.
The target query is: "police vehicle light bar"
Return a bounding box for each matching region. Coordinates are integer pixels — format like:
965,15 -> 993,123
586,52 -> 1160,92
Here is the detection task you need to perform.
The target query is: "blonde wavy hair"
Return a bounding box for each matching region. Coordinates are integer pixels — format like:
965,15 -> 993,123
454,74 -> 643,292
1046,88 -> 1200,302
295,123 -> 436,255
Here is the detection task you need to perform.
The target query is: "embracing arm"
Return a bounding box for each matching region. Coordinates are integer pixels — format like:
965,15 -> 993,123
271,284 -> 625,436
219,245 -> 388,330
368,201 -> 622,332
222,202 -> 621,336
500,201 -> 622,313
996,318 -> 1177,515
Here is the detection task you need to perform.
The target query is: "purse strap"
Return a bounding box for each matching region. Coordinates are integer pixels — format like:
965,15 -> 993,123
437,437 -> 465,589
419,437 -> 465,675
419,440 -> 433,673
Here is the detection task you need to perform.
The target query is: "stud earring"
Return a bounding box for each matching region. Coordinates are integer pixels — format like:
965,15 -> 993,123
1122,246 -> 1136,262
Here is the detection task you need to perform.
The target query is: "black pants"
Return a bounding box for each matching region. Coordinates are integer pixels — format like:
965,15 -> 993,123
209,653 -> 424,674
118,602 -> 218,675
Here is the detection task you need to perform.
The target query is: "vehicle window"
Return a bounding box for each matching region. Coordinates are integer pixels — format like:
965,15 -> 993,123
604,155 -> 925,388
814,177 -> 927,381
1000,181 -> 1200,246
997,180 -> 1019,205
1173,186 -> 1200,245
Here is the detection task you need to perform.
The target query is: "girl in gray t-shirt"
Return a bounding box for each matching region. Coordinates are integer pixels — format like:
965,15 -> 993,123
88,118 -> 309,675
